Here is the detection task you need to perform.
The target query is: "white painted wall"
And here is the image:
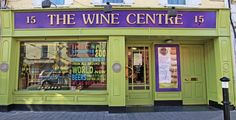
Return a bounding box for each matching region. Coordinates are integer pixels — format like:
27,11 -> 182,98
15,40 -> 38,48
6,0 -> 226,9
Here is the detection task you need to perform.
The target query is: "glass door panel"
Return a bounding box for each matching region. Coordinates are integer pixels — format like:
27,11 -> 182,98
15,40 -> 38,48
127,47 -> 149,90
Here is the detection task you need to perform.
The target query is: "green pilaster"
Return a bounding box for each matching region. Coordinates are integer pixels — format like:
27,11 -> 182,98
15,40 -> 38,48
1,10 -> 12,36
214,37 -> 234,105
0,37 -> 13,105
205,40 -> 218,102
108,36 -> 126,106
213,9 -> 235,105
0,10 -> 13,106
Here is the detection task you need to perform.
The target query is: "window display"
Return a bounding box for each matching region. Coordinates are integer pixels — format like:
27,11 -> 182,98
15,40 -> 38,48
155,44 -> 181,91
19,41 -> 107,91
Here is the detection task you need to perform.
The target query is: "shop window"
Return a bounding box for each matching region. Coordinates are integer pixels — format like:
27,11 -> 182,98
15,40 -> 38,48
168,0 -> 185,5
41,45 -> 48,58
159,0 -> 201,6
32,0 -> 73,7
92,0 -> 133,5
19,41 -> 107,91
103,0 -> 124,3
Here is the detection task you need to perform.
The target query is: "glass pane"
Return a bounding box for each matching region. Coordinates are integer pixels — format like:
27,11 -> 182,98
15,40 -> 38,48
103,0 -> 124,3
127,47 -> 133,89
127,47 -> 149,90
51,0 -> 65,5
41,45 -> 48,58
168,0 -> 185,4
19,41 -> 107,91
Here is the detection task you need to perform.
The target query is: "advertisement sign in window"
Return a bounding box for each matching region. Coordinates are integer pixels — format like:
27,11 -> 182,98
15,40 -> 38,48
155,44 -> 181,92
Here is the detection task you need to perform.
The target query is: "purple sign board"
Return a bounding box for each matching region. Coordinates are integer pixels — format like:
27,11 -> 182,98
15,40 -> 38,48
155,44 -> 181,92
14,10 -> 216,29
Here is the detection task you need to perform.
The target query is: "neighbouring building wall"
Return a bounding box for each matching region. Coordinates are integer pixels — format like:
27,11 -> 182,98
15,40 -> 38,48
6,0 -> 226,9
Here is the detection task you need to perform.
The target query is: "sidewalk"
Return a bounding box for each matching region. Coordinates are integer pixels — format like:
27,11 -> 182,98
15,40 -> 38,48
0,110 -> 236,120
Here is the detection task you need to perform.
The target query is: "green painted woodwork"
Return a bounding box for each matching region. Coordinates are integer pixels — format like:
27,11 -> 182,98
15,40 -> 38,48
155,92 -> 182,100
218,10 -> 230,37
0,8 -> 235,107
214,37 -> 235,105
205,40 -> 218,102
13,29 -> 218,37
13,91 -> 108,105
0,37 -> 12,105
1,11 -> 12,36
108,36 -> 126,106
181,45 -> 207,104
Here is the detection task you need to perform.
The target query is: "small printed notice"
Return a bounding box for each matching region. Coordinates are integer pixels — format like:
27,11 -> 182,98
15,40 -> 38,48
133,53 -> 142,65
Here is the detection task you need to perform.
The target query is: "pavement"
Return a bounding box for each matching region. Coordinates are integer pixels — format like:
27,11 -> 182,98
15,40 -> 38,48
0,106 -> 236,120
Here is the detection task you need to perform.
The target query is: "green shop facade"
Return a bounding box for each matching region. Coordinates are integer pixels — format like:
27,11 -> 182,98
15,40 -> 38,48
0,8 -> 235,111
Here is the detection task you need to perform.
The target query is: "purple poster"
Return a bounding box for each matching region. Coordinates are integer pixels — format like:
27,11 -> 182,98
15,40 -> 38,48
14,10 -> 216,29
155,44 -> 181,92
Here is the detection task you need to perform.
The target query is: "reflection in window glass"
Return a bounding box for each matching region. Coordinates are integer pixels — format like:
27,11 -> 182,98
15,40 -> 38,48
51,0 -> 65,5
41,45 -> 48,58
19,41 -> 107,91
168,0 -> 185,5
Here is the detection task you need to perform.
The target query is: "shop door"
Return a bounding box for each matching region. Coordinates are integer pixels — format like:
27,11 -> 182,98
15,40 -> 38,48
181,45 -> 207,104
126,46 -> 153,105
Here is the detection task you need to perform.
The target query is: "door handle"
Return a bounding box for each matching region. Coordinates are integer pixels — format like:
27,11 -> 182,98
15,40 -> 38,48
184,78 -> 189,81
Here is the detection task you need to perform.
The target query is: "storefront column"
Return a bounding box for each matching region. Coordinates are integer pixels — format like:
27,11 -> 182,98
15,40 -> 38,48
0,10 -> 14,111
214,37 -> 235,105
107,36 -> 126,107
0,37 -> 14,111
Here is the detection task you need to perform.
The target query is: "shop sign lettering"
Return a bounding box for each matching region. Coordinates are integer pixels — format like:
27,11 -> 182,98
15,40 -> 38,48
14,10 -> 216,29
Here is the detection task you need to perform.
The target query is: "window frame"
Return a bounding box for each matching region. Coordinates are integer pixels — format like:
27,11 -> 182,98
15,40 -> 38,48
32,0 -> 73,8
159,0 -> 201,7
92,0 -> 133,6
167,0 -> 186,5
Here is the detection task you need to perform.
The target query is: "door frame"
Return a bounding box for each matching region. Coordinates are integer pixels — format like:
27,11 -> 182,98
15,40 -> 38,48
125,43 -> 153,105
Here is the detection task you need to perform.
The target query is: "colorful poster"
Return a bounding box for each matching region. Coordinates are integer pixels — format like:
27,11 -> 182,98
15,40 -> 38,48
155,44 -> 181,92
68,42 -> 107,82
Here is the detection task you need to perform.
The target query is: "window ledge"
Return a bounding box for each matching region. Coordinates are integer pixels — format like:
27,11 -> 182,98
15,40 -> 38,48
33,5 -> 70,8
93,3 -> 132,6
14,90 -> 108,95
163,4 -> 201,8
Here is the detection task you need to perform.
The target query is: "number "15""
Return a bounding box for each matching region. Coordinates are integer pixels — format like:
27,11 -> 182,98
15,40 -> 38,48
26,16 -> 36,24
194,16 -> 204,25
